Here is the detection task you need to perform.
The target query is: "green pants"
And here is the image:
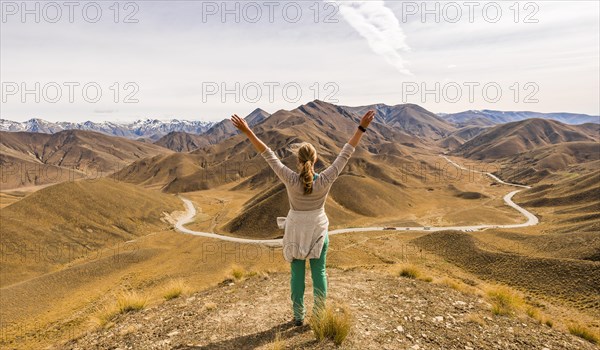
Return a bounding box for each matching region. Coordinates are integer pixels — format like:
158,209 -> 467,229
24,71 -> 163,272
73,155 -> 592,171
290,233 -> 329,321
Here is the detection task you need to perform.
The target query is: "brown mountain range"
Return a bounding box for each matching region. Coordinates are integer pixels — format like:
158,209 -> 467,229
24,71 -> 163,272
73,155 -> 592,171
153,108 -> 271,152
342,103 -> 456,140
0,130 -> 171,189
454,118 -> 598,160
112,100 -> 448,237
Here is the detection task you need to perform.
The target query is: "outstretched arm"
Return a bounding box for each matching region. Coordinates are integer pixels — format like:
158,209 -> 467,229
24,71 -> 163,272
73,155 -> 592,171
231,114 -> 266,153
320,110 -> 375,183
348,110 -> 375,147
230,114 -> 295,184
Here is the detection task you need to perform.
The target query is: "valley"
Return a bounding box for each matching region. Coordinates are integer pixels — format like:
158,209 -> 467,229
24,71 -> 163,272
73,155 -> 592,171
0,100 -> 598,349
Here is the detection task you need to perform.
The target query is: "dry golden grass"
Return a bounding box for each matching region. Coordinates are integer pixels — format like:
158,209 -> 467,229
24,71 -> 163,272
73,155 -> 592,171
257,271 -> 271,280
526,306 -> 539,318
93,291 -> 147,328
2,225 -> 285,350
94,305 -> 120,328
268,332 -> 285,350
568,323 -> 599,344
202,302 -> 217,312
437,277 -> 472,293
1,178 -> 182,287
465,313 -> 485,326
116,291 -> 147,313
162,279 -> 190,300
395,264 -> 432,282
485,285 -> 524,316
309,303 -> 352,346
525,306 -> 554,327
231,265 -> 246,280
4,161 -> 599,350
397,264 -> 420,279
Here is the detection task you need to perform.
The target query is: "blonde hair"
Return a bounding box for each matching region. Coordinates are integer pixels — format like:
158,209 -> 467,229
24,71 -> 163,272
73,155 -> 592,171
295,142 -> 317,195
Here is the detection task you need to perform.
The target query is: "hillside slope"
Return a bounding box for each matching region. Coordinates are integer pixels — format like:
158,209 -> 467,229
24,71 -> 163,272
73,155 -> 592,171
438,126 -> 489,150
342,103 -> 456,140
63,269 -> 598,350
413,231 -> 600,313
513,170 -> 600,235
0,130 -> 172,189
113,101 -> 442,238
0,178 -> 181,286
455,119 -> 597,160
154,131 -> 210,152
113,100 -> 427,194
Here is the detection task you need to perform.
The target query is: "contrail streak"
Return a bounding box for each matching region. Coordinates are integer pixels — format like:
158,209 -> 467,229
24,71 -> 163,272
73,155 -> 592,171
331,0 -> 412,75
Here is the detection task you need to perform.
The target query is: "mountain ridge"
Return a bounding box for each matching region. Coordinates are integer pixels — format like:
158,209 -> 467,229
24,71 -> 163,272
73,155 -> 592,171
441,109 -> 599,127
454,118 -> 598,160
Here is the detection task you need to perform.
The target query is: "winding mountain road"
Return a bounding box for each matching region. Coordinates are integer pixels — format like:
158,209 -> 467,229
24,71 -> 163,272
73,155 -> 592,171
175,156 -> 538,247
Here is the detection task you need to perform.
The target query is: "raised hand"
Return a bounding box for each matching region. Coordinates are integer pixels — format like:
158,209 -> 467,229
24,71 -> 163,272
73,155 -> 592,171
230,114 -> 250,133
360,110 -> 375,129
348,110 -> 375,147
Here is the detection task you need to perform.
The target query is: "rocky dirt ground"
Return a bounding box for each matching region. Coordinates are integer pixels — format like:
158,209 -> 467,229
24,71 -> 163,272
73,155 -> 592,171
62,268 -> 598,350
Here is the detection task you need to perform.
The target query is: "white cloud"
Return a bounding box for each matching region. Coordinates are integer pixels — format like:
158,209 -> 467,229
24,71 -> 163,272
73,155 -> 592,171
331,0 -> 412,75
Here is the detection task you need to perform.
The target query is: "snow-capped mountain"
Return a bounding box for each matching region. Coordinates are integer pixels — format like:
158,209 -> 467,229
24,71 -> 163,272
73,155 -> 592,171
440,110 -> 599,127
0,118 -> 215,140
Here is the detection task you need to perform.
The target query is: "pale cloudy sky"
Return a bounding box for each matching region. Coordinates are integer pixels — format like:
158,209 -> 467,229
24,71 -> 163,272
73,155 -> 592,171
1,0 -> 598,122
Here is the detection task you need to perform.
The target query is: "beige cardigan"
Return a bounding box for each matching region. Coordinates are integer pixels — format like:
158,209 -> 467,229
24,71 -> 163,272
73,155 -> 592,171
260,143 -> 355,261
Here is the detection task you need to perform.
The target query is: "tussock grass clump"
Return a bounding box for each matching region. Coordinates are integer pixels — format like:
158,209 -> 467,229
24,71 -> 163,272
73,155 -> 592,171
268,332 -> 284,350
309,303 -> 352,346
568,323 -> 598,344
525,306 -> 539,319
163,279 -> 190,300
398,265 -> 420,279
231,265 -> 246,280
396,264 -> 432,282
117,291 -> 147,313
485,285 -> 523,316
95,305 -> 120,328
525,306 -> 553,327
94,291 -> 147,328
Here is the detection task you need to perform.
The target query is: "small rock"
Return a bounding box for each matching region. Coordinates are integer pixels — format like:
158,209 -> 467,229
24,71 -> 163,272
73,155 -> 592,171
167,330 -> 179,337
396,326 -> 404,332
